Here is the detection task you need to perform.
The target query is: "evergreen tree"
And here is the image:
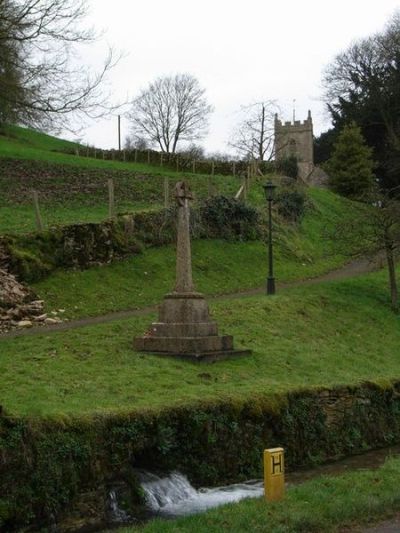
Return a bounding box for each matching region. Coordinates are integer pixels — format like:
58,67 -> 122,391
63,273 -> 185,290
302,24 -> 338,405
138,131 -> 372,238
325,123 -> 376,199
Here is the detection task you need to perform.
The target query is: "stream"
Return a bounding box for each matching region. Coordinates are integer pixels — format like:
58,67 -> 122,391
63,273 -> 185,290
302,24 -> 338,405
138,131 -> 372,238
108,445 -> 400,524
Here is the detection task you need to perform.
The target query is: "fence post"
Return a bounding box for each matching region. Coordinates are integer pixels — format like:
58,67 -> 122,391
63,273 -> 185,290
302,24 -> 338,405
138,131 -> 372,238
123,150 -> 126,162
160,153 -> 164,167
94,149 -> 97,159
211,161 -> 215,177
134,149 -> 138,163
164,177 -> 169,208
192,160 -> 196,174
32,190 -> 44,231
102,151 -> 105,160
108,179 -> 115,218
232,161 -> 236,176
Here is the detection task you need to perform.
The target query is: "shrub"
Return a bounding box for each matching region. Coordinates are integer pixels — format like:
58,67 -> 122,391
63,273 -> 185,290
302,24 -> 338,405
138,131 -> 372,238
200,195 -> 259,240
276,156 -> 298,179
276,187 -> 307,223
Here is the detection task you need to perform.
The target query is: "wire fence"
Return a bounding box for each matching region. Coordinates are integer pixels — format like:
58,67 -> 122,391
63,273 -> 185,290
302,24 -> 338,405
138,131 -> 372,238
1,172 -> 261,235
61,146 -> 274,177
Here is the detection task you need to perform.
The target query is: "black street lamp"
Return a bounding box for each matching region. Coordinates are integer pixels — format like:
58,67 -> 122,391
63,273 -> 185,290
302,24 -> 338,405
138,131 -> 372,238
263,181 -> 277,295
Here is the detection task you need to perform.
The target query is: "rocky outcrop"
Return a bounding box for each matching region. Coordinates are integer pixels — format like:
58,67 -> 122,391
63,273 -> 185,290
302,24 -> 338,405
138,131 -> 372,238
0,268 -> 49,332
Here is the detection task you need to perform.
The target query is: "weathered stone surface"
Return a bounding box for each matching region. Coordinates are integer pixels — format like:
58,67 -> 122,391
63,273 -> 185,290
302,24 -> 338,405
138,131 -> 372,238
17,320 -> 33,328
0,268 -> 48,333
159,294 -> 211,324
148,321 -> 218,338
134,181 -> 251,361
135,334 -> 234,354
44,317 -> 62,325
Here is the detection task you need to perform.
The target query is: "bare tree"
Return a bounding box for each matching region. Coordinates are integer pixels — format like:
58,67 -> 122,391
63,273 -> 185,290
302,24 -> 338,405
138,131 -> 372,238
0,0 -> 120,131
177,143 -> 205,160
229,101 -> 280,162
128,73 -> 213,154
331,188 -> 400,312
124,134 -> 148,151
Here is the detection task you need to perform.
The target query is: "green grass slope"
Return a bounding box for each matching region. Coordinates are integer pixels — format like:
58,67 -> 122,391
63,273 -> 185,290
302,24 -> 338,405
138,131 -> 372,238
0,125 -> 243,234
31,187 -> 357,320
1,268 -> 398,416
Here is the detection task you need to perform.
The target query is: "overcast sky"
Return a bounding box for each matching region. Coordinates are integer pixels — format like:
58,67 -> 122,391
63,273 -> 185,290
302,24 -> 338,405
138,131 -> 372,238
73,0 -> 400,155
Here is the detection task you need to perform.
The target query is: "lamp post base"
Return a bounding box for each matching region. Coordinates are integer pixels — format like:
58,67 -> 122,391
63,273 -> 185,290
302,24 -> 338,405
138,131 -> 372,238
266,277 -> 276,295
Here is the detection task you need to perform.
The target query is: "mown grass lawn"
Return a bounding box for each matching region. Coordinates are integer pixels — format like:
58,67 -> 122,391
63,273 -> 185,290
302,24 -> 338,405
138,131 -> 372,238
121,456 -> 400,532
1,269 -> 399,417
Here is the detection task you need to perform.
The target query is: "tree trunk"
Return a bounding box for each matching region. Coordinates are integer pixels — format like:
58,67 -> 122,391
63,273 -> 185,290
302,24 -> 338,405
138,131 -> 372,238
384,231 -> 398,312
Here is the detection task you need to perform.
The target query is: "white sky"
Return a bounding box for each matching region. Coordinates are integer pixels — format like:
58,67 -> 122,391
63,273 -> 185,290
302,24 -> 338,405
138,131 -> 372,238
70,0 -> 400,155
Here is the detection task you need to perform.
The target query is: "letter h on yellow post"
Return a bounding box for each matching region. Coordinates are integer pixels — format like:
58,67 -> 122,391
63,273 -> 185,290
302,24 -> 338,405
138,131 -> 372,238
264,447 -> 285,501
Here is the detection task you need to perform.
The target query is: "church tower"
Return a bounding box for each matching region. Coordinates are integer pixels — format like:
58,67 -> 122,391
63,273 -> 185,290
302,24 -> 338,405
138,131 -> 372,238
274,110 -> 314,180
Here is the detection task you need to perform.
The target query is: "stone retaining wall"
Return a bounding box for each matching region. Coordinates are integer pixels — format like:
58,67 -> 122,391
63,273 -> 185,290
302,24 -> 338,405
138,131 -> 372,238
1,381 -> 400,530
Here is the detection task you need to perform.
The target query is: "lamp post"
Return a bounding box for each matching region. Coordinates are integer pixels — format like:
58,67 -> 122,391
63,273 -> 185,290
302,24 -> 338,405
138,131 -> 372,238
263,181 -> 277,295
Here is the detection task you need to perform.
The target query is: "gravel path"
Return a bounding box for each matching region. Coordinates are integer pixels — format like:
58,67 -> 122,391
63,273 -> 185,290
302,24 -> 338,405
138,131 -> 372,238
0,256 -> 383,341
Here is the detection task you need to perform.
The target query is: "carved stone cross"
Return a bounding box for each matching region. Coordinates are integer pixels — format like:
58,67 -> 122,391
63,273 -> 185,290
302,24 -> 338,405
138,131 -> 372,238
174,181 -> 194,293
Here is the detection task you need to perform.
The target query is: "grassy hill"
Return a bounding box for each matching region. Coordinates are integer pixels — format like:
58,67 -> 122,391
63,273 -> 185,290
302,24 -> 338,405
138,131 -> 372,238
18,184 -> 357,321
0,125 -> 244,234
1,124 -> 394,417
1,268 -> 398,416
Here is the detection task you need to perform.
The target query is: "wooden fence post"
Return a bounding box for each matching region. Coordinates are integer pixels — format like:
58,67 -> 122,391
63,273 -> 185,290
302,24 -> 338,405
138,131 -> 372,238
108,179 -> 115,218
164,177 -> 169,208
192,160 -> 196,174
232,161 -> 236,176
134,150 -> 138,163
32,190 -> 44,231
211,161 -> 215,177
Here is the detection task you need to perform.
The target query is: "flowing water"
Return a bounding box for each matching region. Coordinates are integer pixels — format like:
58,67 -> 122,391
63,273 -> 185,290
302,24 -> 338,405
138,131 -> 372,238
132,445 -> 400,519
139,471 -> 264,517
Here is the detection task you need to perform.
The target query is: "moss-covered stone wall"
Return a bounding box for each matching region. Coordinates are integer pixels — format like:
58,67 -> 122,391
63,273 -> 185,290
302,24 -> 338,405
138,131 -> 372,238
1,199 -> 260,283
1,217 -> 142,282
1,381 -> 400,531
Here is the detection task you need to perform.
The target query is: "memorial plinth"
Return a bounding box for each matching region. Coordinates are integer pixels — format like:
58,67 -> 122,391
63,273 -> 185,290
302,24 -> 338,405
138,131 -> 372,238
134,181 -> 251,362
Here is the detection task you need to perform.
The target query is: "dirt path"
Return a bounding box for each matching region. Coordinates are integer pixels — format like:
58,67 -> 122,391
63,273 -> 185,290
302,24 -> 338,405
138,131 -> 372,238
1,256 -> 383,341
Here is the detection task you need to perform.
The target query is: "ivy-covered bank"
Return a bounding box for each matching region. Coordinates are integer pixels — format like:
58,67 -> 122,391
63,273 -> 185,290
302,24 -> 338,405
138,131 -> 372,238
2,381 -> 400,531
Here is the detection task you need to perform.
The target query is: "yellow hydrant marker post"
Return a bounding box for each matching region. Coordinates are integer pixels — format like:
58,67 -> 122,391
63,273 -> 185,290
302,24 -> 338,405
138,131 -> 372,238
264,447 -> 285,501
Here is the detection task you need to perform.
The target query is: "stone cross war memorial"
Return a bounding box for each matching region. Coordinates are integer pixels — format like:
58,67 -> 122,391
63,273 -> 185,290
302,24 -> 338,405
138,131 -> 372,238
134,181 -> 251,362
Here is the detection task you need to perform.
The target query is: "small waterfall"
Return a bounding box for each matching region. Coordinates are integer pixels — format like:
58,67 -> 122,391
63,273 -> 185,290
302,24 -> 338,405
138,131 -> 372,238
139,471 -> 264,517
108,489 -> 131,523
